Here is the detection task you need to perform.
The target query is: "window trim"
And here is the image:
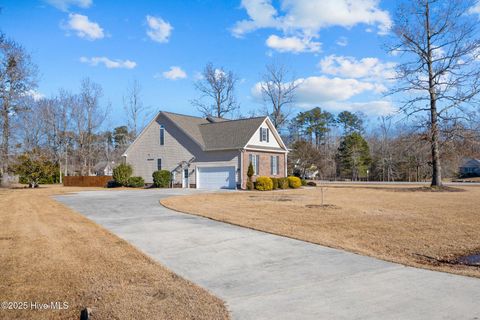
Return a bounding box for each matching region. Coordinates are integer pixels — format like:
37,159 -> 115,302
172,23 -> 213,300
271,155 -> 279,175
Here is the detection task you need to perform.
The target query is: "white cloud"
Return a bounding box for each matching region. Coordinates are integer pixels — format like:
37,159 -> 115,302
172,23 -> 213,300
252,76 -> 393,115
469,2 -> 480,15
80,56 -> 136,69
65,13 -> 104,40
253,76 -> 382,102
232,0 -> 391,40
45,0 -> 92,11
160,66 -> 187,80
25,90 -> 45,101
336,36 -> 348,47
318,55 -> 396,80
266,35 -> 321,53
146,15 -> 173,43
322,100 -> 396,115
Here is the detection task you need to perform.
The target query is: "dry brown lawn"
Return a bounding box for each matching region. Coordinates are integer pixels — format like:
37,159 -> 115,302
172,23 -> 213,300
161,184 -> 480,278
0,185 -> 229,320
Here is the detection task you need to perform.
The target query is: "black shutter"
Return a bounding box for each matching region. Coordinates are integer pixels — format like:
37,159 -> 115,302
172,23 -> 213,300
157,159 -> 162,170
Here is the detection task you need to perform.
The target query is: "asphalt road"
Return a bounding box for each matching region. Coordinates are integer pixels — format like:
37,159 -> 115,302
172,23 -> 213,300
55,189 -> 480,320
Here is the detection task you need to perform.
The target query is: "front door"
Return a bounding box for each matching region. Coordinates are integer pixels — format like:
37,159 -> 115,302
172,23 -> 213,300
182,169 -> 189,188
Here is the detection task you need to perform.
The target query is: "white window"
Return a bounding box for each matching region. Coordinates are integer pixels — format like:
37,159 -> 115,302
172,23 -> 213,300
249,154 -> 260,175
260,127 -> 269,142
271,155 -> 279,175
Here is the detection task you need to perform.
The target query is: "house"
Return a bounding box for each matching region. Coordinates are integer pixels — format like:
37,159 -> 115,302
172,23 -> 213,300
93,161 -> 115,176
459,158 -> 480,177
122,111 -> 288,189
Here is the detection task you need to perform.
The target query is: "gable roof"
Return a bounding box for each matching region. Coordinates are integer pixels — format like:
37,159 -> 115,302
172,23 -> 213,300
162,111 -> 274,151
460,158 -> 480,168
123,111 -> 287,156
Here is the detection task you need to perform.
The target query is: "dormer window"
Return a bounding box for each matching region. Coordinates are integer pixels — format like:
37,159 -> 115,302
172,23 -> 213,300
160,125 -> 165,145
260,127 -> 269,142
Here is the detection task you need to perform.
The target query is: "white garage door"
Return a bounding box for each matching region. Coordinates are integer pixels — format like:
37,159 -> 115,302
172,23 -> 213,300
197,166 -> 236,189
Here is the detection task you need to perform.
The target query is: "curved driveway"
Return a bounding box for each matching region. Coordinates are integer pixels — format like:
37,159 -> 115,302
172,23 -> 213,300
55,189 -> 480,320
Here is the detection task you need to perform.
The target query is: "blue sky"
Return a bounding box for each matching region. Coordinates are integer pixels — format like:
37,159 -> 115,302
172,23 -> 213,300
1,0 -> 404,128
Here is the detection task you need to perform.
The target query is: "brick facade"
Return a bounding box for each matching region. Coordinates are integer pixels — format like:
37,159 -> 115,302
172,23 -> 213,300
242,150 -> 287,189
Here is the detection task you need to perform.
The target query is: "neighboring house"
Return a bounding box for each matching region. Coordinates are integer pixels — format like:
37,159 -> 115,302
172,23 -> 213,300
459,158 -> 480,177
94,161 -> 115,176
122,111 -> 288,189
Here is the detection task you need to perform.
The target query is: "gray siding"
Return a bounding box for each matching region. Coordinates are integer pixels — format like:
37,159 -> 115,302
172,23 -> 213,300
125,113 -> 240,185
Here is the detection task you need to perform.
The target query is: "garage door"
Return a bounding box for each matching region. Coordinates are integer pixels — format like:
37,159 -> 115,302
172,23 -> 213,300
197,166 -> 236,189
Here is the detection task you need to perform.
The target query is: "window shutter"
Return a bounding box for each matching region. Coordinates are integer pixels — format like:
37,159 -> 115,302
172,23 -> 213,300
276,156 -> 279,175
270,156 -> 273,175
256,155 -> 260,175
157,159 -> 162,170
259,128 -> 263,141
267,129 -> 270,142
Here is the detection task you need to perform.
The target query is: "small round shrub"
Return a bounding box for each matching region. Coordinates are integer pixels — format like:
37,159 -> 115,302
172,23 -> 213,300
127,176 -> 145,188
107,180 -> 121,188
271,177 -> 279,190
288,176 -> 302,188
246,180 -> 254,190
307,181 -> 317,187
255,176 -> 273,191
153,170 -> 171,188
277,177 -> 289,189
301,179 -> 307,186
113,163 -> 133,186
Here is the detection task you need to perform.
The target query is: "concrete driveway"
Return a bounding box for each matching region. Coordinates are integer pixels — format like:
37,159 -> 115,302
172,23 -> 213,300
55,189 -> 480,320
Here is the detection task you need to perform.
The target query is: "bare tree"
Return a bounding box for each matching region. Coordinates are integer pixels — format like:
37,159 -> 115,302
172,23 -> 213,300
123,79 -> 149,139
260,62 -> 298,129
192,62 -> 239,118
390,0 -> 480,186
75,78 -> 105,175
0,33 -> 37,173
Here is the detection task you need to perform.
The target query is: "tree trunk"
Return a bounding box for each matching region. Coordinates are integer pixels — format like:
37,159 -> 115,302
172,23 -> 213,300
1,104 -> 9,174
426,0 -> 443,187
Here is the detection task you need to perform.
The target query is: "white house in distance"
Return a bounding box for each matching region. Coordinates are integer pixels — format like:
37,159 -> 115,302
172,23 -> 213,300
122,111 -> 288,189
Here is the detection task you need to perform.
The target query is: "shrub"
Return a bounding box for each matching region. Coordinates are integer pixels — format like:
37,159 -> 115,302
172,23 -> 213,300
307,181 -> 317,187
107,180 -> 121,188
127,176 -> 145,188
255,176 -> 273,191
153,170 -> 171,188
288,176 -> 302,188
246,162 -> 254,190
113,163 -> 133,186
12,152 -> 58,188
277,177 -> 289,189
301,179 -> 307,186
271,177 -> 278,190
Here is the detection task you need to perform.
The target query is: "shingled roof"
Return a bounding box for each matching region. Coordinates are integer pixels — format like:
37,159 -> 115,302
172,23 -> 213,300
162,111 -> 267,151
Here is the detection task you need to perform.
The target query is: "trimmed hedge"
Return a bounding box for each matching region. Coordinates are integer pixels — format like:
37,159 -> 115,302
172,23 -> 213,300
277,177 -> 289,189
271,177 -> 279,190
255,176 -> 273,191
153,170 -> 171,188
113,163 -> 133,186
301,179 -> 307,186
127,176 -> 145,188
288,176 -> 302,188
